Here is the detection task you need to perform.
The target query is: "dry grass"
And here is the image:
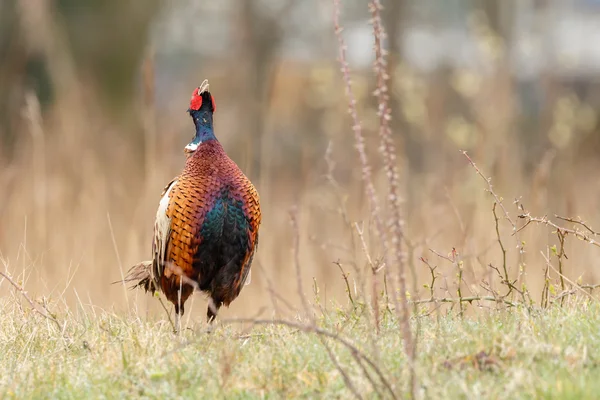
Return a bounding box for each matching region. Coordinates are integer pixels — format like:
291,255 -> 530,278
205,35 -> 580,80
2,293 -> 600,399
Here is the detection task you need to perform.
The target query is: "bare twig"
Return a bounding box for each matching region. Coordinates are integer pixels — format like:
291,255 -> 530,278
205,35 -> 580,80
368,2 -> 415,390
461,151 -> 516,229
0,270 -> 60,329
107,213 -> 129,310
540,250 -> 596,301
552,284 -> 600,303
555,215 -> 599,236
556,230 -> 567,294
289,206 -> 312,320
332,0 -> 392,338
420,257 -> 438,300
332,0 -> 387,255
462,151 -> 532,304
492,203 -> 511,296
354,222 -> 380,332
410,296 -> 517,307
516,214 -> 600,248
318,337 -> 364,400
335,260 -> 355,307
541,248 -> 550,308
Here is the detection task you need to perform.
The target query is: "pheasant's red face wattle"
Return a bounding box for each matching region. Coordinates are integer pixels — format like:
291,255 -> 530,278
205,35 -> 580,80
189,88 -> 203,111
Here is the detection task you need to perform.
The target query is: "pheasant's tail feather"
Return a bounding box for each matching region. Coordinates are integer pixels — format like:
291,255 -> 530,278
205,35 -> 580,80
114,261 -> 157,293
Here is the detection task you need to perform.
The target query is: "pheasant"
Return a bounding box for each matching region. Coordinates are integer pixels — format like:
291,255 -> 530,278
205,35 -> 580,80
126,80 -> 261,331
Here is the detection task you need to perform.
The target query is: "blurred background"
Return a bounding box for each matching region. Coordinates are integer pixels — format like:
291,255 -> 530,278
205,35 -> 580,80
2,0 -> 600,318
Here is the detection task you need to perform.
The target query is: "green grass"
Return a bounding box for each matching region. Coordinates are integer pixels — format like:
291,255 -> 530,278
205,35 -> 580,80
2,299 -> 600,399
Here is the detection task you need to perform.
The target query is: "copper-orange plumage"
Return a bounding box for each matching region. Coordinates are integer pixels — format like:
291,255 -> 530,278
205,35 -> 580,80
125,80 -> 261,331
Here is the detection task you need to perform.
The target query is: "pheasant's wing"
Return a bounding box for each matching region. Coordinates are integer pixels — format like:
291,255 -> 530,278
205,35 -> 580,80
152,177 -> 178,286
235,178 -> 261,290
166,176 -> 215,283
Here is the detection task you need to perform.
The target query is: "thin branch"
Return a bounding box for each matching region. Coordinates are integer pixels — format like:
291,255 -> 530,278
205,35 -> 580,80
354,221 -> 380,332
0,270 -> 60,329
517,214 -> 600,248
332,0 -> 387,255
332,0 -> 395,336
556,230 -> 567,294
318,336 -> 364,400
419,257 -> 438,300
492,203 -> 511,296
334,260 -> 355,307
461,151 -> 516,229
410,296 -> 518,307
555,215 -> 599,236
289,206 -> 312,320
368,1 -> 415,388
539,250 -> 596,301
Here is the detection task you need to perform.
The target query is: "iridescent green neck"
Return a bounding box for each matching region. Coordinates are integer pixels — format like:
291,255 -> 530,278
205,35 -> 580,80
186,109 -> 216,152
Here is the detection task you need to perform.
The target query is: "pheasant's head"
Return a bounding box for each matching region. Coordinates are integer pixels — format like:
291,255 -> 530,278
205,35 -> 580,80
185,79 -> 217,154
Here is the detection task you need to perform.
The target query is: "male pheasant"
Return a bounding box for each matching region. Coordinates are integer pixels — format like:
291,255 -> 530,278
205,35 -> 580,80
126,80 -> 261,331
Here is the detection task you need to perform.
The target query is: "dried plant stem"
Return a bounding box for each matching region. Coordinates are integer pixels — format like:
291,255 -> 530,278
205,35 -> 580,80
517,213 -> 600,248
462,151 -> 516,229
319,338 -> 364,400
410,296 -> 517,307
420,257 -> 438,299
541,248 -> 550,308
354,222 -> 380,332
540,250 -> 596,301
368,1 -> 415,386
289,206 -> 312,321
492,203 -> 510,295
456,262 -> 464,316
334,261 -> 355,307
107,213 -> 129,310
555,215 -> 599,235
332,0 -> 390,335
0,270 -> 60,329
556,230 -> 566,294
332,1 -> 386,245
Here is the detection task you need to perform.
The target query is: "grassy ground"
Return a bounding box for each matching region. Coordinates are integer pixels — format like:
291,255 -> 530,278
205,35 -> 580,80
2,296 -> 600,399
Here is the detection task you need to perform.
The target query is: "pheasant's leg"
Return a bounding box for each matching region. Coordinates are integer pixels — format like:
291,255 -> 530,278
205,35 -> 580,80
174,302 -> 184,334
175,277 -> 183,334
174,310 -> 181,334
169,283 -> 192,333
207,297 -> 221,323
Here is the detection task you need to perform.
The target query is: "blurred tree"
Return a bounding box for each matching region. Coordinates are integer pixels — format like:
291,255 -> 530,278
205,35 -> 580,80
0,0 -> 54,161
478,0 -> 515,42
234,0 -> 294,180
0,0 -> 162,160
55,0 -> 162,112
